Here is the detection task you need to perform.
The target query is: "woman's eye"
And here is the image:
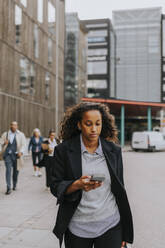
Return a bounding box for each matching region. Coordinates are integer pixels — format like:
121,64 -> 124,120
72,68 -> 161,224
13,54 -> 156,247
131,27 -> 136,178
86,123 -> 91,126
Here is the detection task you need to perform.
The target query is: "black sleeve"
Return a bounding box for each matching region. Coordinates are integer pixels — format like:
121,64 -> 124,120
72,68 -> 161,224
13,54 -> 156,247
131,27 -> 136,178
50,145 -> 81,205
117,147 -> 125,186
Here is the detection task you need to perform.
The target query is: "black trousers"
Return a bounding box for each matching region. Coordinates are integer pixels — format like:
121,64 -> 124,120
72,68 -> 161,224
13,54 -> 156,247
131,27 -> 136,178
45,156 -> 54,187
64,222 -> 122,248
32,152 -> 42,166
45,164 -> 51,187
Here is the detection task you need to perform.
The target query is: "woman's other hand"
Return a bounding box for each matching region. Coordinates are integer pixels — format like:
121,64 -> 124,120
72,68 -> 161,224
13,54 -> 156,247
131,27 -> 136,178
121,241 -> 127,248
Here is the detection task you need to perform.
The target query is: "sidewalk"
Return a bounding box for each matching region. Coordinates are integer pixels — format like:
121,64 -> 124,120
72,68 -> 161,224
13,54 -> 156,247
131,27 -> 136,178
0,157 -> 60,248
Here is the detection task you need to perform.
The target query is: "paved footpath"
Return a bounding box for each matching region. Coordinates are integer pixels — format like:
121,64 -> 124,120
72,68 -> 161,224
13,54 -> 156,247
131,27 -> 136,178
0,157 -> 60,248
0,150 -> 165,248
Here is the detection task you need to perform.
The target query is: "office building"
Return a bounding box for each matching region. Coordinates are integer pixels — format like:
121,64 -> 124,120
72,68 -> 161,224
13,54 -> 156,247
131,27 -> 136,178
64,13 -> 87,108
113,7 -> 162,102
82,19 -> 116,99
0,0 -> 65,136
161,14 -> 165,102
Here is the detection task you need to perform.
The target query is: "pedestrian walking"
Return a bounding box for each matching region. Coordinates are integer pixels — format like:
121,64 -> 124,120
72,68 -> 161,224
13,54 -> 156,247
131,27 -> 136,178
38,129 -> 59,189
28,128 -> 43,177
50,102 -> 134,248
0,121 -> 26,195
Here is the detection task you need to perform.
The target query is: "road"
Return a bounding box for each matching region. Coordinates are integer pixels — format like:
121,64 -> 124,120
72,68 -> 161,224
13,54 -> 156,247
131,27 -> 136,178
0,149 -> 165,248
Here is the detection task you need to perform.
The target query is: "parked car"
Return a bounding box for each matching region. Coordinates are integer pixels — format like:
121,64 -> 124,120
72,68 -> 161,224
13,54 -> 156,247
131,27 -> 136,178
131,131 -> 165,151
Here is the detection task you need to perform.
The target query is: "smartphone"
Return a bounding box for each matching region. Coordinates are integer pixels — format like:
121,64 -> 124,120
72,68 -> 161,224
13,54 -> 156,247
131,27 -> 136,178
90,174 -> 105,182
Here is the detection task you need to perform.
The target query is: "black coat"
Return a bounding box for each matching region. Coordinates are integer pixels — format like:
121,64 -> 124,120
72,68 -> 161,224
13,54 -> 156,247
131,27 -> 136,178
50,135 -> 134,246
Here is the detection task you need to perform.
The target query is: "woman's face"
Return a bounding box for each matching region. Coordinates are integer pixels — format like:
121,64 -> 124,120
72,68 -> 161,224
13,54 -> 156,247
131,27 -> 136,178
34,131 -> 40,137
49,132 -> 55,140
78,110 -> 102,142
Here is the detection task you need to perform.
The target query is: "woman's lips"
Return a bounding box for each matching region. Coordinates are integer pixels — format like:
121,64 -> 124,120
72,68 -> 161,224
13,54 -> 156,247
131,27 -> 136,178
89,134 -> 98,137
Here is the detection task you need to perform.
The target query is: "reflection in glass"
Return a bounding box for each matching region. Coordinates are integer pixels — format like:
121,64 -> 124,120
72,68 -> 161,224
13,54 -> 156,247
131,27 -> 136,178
20,56 -> 29,94
29,62 -> 36,96
48,38 -> 53,65
20,57 -> 36,95
64,32 -> 77,107
37,0 -> 43,23
20,0 -> 27,7
45,72 -> 50,101
87,80 -> 108,98
15,5 -> 22,44
34,24 -> 39,58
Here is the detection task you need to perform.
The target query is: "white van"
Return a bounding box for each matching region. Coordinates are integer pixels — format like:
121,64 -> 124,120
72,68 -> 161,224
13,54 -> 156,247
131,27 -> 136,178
131,131 -> 165,151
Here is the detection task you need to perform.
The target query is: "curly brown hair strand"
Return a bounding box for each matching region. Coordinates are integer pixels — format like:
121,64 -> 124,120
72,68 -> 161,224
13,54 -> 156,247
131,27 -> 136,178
60,102 -> 118,143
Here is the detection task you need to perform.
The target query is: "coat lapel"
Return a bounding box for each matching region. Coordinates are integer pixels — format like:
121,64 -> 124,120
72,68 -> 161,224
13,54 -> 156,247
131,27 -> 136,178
100,137 -> 118,175
67,135 -> 82,179
67,135 -> 118,180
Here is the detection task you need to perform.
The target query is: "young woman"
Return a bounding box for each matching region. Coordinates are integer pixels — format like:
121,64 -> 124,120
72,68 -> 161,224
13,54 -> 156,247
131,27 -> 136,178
39,130 -> 59,189
50,102 -> 134,248
28,128 -> 43,177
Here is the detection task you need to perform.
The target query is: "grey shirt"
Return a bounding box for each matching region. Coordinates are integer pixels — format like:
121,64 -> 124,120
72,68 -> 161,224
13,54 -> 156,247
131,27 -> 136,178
69,135 -> 120,238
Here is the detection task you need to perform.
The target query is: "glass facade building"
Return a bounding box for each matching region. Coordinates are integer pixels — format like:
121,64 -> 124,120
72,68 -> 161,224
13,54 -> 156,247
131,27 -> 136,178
64,13 -> 87,108
82,19 -> 116,98
161,15 -> 165,102
0,0 -> 65,136
113,8 -> 162,102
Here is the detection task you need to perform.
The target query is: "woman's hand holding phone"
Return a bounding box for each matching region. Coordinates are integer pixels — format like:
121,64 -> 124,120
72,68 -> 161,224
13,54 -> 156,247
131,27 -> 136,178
80,175 -> 103,192
66,175 -> 103,194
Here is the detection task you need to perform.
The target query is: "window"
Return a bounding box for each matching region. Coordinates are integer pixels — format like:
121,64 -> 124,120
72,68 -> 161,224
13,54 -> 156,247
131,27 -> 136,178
20,56 -> 29,94
88,37 -> 106,43
88,30 -> 107,37
86,23 -> 108,28
148,36 -> 159,54
15,5 -> 22,44
34,24 -> 39,58
48,1 -> 56,35
88,61 -> 107,75
29,62 -> 36,96
37,0 -> 43,23
20,57 -> 36,95
48,1 -> 56,23
88,56 -> 106,62
48,38 -> 53,65
163,20 -> 165,57
87,80 -> 107,89
88,49 -> 107,57
20,0 -> 27,7
163,64 -> 165,72
45,72 -> 50,101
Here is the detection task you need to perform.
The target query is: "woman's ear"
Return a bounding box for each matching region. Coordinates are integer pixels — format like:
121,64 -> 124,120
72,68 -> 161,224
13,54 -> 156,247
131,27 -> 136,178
77,122 -> 81,131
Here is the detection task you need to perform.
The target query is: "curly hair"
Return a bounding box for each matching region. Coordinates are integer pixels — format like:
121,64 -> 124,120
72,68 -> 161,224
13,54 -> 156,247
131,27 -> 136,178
60,102 -> 119,143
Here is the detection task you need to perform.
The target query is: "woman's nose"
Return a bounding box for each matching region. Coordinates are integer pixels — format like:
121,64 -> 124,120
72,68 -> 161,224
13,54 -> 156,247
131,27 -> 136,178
91,125 -> 97,132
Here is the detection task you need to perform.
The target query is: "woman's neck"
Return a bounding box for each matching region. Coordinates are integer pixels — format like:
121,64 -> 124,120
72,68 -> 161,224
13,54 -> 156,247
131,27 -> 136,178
82,135 -> 99,153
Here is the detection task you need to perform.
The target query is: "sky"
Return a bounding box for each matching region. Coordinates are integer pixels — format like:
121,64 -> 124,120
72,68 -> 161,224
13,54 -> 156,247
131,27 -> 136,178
66,0 -> 165,20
